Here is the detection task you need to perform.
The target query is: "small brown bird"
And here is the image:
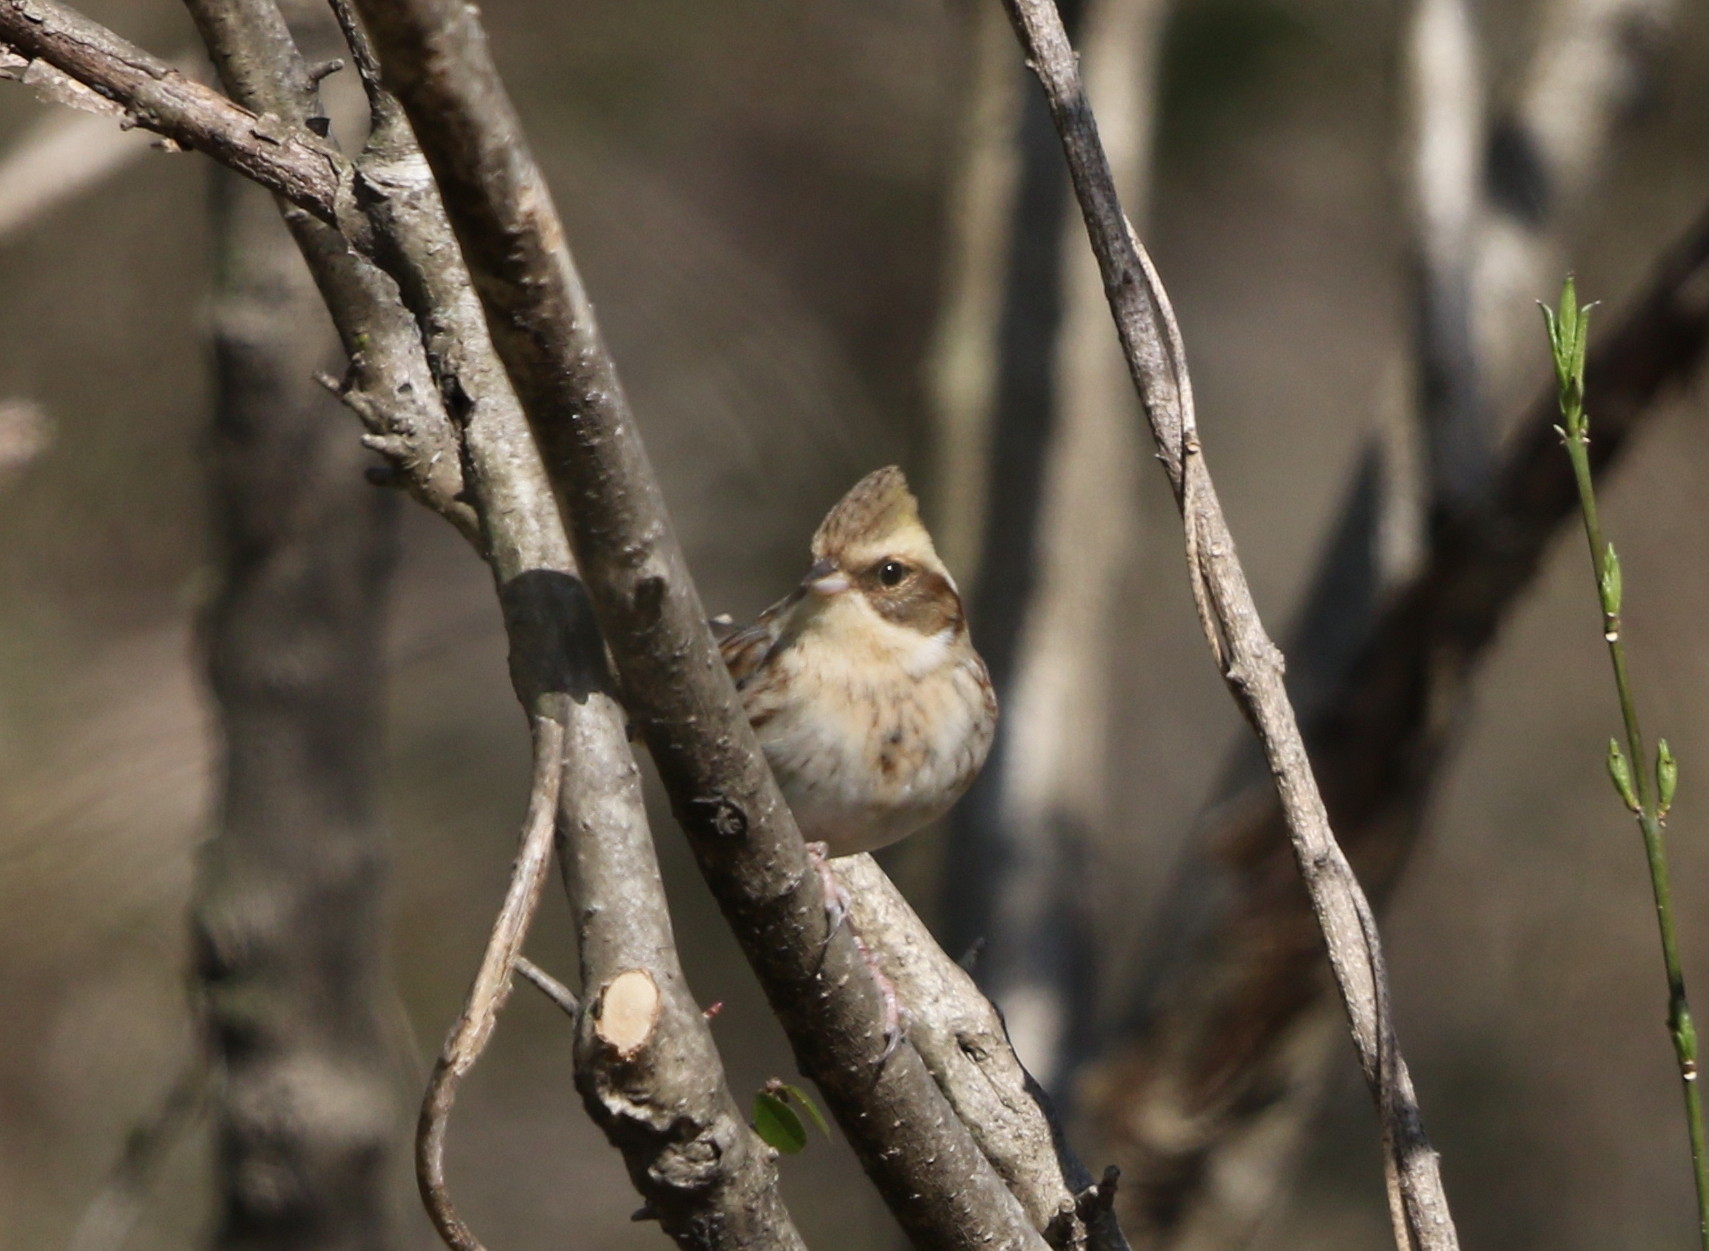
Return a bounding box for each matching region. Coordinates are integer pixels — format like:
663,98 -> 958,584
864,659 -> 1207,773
719,466 -> 998,858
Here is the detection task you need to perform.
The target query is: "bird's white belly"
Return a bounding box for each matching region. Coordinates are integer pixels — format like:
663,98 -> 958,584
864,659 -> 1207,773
753,653 -> 993,857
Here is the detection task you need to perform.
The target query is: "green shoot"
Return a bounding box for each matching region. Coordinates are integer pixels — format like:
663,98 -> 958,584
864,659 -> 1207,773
1545,276 -> 1708,1248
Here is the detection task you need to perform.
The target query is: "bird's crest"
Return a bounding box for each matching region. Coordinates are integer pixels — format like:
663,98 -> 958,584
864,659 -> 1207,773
811,466 -> 927,561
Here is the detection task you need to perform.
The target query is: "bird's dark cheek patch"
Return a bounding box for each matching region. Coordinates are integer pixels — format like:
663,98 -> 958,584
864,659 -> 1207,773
866,571 -> 963,636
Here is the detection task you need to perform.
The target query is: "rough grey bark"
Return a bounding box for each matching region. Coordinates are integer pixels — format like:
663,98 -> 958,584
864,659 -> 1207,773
996,2 -> 1463,1249
0,1 -> 347,225
194,163 -> 401,1251
837,854 -> 1130,1251
342,0 -> 1051,1246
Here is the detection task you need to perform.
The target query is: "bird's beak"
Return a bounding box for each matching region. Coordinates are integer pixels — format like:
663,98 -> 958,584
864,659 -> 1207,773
800,558 -> 850,597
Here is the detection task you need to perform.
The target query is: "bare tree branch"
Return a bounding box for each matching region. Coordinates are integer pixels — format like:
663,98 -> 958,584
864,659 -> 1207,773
176,0 -> 473,538
1082,0 -> 1686,1240
513,956 -> 578,1018
996,3 -> 1463,1250
0,1 -> 349,223
341,0 -> 1056,1246
836,854 -> 1130,1251
176,3 -> 807,1246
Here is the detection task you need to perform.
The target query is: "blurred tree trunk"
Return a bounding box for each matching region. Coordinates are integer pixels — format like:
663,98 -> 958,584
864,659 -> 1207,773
933,0 -> 1162,1093
191,164 -> 402,1251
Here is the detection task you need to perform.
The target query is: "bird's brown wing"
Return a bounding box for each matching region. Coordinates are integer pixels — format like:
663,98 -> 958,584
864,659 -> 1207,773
716,591 -> 798,689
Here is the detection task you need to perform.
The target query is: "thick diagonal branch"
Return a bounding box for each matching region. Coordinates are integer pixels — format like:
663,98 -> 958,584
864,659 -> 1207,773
343,0 -> 1051,1247
997,2 -> 1462,1249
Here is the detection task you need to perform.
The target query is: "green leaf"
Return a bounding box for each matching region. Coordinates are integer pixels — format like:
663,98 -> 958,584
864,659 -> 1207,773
1609,738 -> 1640,813
775,1082 -> 831,1138
1601,543 -> 1622,617
1659,739 -> 1679,816
753,1090 -> 807,1154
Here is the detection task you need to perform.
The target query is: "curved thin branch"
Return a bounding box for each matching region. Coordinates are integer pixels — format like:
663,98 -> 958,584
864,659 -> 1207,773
65,1060 -> 209,1251
345,0 -> 1052,1246
996,3 -> 1461,1249
417,716 -> 564,1251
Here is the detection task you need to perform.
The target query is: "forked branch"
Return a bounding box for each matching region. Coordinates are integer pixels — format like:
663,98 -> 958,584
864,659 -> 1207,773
343,0 -> 1055,1245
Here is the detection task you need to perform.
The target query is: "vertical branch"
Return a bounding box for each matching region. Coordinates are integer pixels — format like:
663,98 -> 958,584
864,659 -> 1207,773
194,163 -> 401,1251
939,0 -> 1162,1090
1080,0 -> 1682,1242
995,2 -> 1463,1249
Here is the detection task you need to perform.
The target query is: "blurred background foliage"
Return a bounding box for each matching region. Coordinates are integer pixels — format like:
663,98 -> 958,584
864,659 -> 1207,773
3,0 -> 1709,1247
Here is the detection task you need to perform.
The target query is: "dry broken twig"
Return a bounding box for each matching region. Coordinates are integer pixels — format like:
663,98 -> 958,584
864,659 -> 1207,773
416,715 -> 565,1251
996,2 -> 1461,1249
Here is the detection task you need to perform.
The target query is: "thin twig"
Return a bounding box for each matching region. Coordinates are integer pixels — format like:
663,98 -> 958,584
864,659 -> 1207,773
418,716 -> 564,1251
513,956 -> 579,1019
65,1061 -> 208,1251
997,3 -> 1460,1249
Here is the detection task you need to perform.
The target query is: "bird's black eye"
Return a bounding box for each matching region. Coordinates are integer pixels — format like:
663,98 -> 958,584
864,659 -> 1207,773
877,560 -> 909,588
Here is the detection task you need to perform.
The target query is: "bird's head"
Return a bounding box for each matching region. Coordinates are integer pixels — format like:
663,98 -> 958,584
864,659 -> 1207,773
793,467 -> 966,653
